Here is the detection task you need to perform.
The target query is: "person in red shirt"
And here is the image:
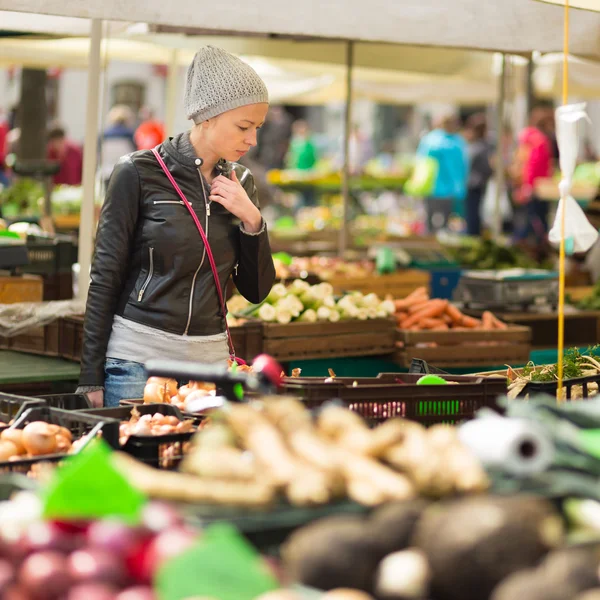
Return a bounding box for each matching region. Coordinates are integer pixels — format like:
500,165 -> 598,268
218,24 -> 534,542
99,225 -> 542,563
513,103 -> 555,242
0,111 -> 10,188
47,125 -> 83,186
134,107 -> 165,150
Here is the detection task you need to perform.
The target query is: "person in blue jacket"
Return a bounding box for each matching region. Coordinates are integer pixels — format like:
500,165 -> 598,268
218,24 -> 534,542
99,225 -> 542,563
417,112 -> 469,232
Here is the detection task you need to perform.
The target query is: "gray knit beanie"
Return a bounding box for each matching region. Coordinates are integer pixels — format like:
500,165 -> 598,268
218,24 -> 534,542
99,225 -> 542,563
184,46 -> 269,124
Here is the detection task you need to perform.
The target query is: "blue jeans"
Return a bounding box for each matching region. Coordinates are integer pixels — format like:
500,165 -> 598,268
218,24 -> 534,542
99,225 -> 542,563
104,358 -> 147,408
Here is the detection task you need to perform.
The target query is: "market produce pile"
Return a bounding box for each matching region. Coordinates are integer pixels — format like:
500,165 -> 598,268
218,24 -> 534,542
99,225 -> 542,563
572,281 -> 600,311
394,287 -> 508,331
444,237 -> 548,270
229,280 -> 395,325
273,256 -> 374,281
116,398 -> 488,508
507,346 -> 600,400
0,421 -> 78,462
0,494 -> 197,599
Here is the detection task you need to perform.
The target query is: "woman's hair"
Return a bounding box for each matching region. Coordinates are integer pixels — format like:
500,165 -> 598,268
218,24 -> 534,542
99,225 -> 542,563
108,105 -> 135,128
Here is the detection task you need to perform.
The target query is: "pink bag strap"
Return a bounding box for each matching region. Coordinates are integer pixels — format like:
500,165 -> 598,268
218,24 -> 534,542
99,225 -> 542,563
151,148 -> 241,363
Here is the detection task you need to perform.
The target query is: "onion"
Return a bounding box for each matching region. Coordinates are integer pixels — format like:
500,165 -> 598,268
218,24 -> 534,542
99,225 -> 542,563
19,521 -> 78,555
141,526 -> 197,580
86,520 -> 144,557
18,551 -> 71,599
56,435 -> 72,452
140,502 -> 183,533
131,421 -> 152,436
0,558 -> 15,589
67,583 -> 119,600
147,377 -> 177,397
67,548 -> 126,587
57,427 -> 73,442
0,441 -> 18,461
116,586 -> 156,600
21,422 -> 58,456
321,590 -> 375,600
4,584 -> 29,600
163,416 -> 179,427
1,429 -> 25,454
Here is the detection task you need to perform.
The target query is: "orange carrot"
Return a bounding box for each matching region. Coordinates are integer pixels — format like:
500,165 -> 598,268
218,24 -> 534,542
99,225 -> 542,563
418,317 -> 446,329
491,314 -> 508,329
407,300 -> 431,314
445,304 -> 465,324
461,315 -> 482,328
482,311 -> 495,330
432,324 -> 449,331
401,299 -> 448,329
394,288 -> 429,311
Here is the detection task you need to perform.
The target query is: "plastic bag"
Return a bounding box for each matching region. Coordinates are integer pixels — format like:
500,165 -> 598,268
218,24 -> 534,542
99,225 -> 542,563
404,156 -> 438,198
0,300 -> 85,337
549,103 -> 598,254
549,196 -> 598,254
481,179 -> 513,227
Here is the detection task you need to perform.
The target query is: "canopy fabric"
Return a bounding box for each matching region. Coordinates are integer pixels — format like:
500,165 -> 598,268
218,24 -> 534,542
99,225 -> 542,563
535,0 -> 600,10
0,11 -> 128,36
1,0 -> 600,56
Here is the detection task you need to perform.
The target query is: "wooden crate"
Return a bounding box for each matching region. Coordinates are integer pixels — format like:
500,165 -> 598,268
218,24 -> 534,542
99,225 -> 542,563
485,309 -> 600,349
325,270 -> 430,299
0,320 -> 61,358
59,315 -> 85,362
0,275 -> 43,304
394,326 -> 532,368
262,318 -> 396,362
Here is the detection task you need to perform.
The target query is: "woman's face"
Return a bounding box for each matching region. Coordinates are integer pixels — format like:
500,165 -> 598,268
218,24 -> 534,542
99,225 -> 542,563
204,103 -> 269,162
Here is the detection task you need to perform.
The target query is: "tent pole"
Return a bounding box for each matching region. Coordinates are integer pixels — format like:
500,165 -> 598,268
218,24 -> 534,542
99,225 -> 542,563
339,40 -> 354,257
77,18 -> 103,301
165,49 -> 179,136
494,53 -> 507,236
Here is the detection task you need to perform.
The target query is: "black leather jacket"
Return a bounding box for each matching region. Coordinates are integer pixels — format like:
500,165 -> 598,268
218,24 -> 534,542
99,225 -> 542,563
79,138 -> 275,386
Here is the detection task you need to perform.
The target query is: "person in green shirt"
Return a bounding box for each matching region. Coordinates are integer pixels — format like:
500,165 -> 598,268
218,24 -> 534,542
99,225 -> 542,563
286,119 -> 318,171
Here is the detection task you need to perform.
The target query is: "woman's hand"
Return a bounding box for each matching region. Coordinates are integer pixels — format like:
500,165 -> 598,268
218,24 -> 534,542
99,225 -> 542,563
210,170 -> 262,233
86,389 -> 104,408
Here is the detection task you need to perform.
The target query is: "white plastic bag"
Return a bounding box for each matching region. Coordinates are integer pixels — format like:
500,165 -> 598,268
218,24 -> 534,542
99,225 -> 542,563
481,180 -> 512,228
549,103 -> 598,253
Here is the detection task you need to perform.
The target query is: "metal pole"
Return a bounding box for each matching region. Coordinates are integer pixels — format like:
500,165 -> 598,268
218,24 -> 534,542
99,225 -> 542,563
165,49 -> 179,137
494,53 -> 507,237
77,18 -> 103,301
526,54 -> 535,116
339,41 -> 354,256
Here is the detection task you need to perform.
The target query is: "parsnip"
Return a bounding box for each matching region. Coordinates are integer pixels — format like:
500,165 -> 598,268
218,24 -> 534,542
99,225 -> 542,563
317,405 -> 373,455
181,446 -> 258,481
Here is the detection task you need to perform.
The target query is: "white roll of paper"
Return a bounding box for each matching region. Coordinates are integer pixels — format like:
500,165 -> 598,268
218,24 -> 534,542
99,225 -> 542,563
458,415 -> 554,476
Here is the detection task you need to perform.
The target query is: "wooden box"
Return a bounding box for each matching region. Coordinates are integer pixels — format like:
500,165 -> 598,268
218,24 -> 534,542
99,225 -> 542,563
394,326 -> 532,368
0,275 -> 43,304
0,320 -> 61,357
325,270 -> 430,299
262,318 -> 396,362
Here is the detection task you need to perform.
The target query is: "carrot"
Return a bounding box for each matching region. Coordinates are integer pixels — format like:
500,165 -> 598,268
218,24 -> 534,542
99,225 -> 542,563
445,304 -> 465,325
418,317 -> 447,329
461,315 -> 482,328
491,314 -> 508,329
407,300 -> 431,314
432,324 -> 449,331
401,299 -> 448,329
394,288 -> 429,311
481,311 -> 495,330
442,314 -> 453,324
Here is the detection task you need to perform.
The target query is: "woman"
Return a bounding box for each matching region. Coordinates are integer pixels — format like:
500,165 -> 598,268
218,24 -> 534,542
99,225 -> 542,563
464,113 -> 493,236
99,105 -> 137,190
77,46 -> 276,407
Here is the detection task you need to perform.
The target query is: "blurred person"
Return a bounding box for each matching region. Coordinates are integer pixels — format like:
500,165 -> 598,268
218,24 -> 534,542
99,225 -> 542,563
254,105 -> 292,169
0,109 -> 9,188
134,106 -> 166,151
286,119 -> 318,171
464,113 -> 493,236
512,103 -> 554,242
416,112 -> 469,232
99,104 -> 137,188
46,123 -> 83,186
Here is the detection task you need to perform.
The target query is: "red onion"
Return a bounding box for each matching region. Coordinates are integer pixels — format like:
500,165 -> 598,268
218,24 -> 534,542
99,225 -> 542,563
20,521 -> 78,555
87,520 -> 143,556
67,547 -> 126,587
0,558 -> 15,589
18,551 -> 71,599
67,583 -> 119,600
141,527 -> 197,581
116,586 -> 156,600
140,502 -> 183,533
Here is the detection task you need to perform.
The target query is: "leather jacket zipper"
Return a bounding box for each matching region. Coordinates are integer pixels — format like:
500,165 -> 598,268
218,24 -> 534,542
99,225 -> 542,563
137,247 -> 154,302
154,200 -> 184,205
183,170 -> 210,335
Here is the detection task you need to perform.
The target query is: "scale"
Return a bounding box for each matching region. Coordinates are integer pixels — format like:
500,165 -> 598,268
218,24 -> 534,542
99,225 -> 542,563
456,269 -> 559,311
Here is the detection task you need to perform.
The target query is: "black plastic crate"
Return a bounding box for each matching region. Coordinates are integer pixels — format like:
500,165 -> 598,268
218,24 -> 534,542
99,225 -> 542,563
35,393 -> 92,410
0,393 -> 46,424
82,403 -> 197,469
0,406 -> 120,474
518,372 -> 600,400
282,371 -> 506,426
21,238 -> 77,276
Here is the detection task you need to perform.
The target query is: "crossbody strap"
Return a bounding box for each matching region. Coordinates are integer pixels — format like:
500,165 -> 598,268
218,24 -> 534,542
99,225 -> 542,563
151,148 -> 240,362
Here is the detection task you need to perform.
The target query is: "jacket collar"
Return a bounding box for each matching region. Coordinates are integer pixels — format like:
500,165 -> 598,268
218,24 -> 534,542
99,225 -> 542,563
162,136 -> 231,175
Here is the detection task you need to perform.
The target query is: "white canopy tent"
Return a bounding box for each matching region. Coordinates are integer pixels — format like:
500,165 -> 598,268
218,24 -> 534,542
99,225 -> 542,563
0,0 -> 592,298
